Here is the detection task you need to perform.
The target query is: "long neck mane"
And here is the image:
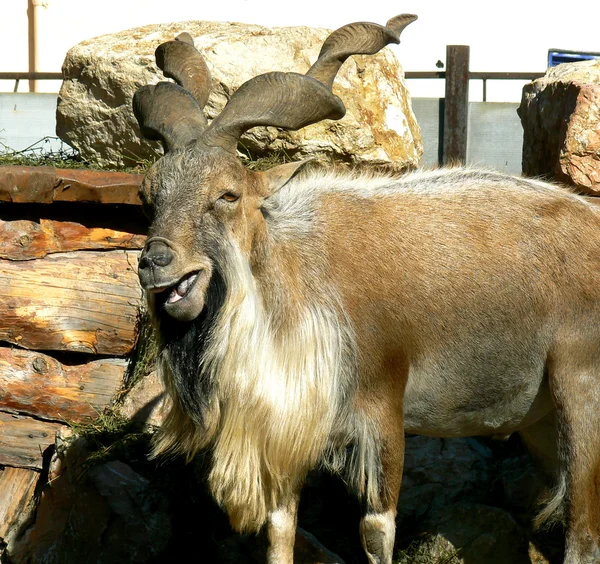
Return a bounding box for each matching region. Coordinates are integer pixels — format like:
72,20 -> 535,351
153,204 -> 358,531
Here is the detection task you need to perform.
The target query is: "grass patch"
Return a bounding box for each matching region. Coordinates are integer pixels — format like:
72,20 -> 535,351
0,138 -> 85,168
239,145 -> 296,171
67,410 -> 148,474
0,137 -> 153,173
394,536 -> 461,564
123,305 -> 159,393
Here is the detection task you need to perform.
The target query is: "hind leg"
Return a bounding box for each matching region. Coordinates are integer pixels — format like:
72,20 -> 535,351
549,351 -> 600,563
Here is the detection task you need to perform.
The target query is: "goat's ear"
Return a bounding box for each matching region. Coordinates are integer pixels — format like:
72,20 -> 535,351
258,160 -> 312,197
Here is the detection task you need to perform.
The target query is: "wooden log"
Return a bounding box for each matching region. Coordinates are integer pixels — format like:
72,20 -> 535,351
443,45 -> 470,166
0,166 -> 142,205
54,169 -> 143,205
0,466 -> 39,540
0,166 -> 55,204
0,348 -> 126,423
0,218 -> 146,260
0,413 -> 62,470
0,250 -> 142,355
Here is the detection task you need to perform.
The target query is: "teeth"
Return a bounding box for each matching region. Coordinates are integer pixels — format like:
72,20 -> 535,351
166,273 -> 198,305
167,289 -> 182,304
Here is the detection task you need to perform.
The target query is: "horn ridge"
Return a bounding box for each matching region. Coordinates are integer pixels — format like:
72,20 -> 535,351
306,14 -> 417,89
386,14 -> 419,37
174,31 -> 194,46
155,36 -> 212,111
201,71 -> 346,153
133,82 -> 207,152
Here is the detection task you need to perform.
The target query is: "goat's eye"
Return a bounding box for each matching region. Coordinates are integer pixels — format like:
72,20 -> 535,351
220,192 -> 240,203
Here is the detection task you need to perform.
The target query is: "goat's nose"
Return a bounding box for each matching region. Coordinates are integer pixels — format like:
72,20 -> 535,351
139,240 -> 173,270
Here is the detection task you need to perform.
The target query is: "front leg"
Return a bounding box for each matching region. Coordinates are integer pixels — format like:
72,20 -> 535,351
359,431 -> 404,564
267,489 -> 347,563
358,374 -> 406,564
266,491 -> 300,564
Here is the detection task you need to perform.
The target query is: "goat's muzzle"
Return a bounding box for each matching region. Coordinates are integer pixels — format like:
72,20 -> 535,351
139,238 -> 177,289
139,237 -> 212,322
140,238 -> 173,270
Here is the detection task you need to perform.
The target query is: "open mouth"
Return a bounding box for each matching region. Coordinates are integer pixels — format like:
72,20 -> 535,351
144,266 -> 210,322
148,271 -> 200,304
164,271 -> 199,304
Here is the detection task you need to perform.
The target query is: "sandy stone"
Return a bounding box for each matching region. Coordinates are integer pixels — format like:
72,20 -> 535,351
117,370 -> 169,429
56,20 -> 423,169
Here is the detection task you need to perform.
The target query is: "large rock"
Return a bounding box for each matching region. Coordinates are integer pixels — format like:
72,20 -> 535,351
519,60 -> 600,194
397,436 -> 496,524
56,21 -> 423,169
8,429 -> 171,564
117,370 -> 168,430
422,503 -> 530,564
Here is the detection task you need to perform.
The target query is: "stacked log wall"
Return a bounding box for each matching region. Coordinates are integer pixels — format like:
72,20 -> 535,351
0,166 -> 146,551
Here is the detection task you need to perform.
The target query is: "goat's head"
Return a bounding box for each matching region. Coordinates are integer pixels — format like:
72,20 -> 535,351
134,16 -> 417,322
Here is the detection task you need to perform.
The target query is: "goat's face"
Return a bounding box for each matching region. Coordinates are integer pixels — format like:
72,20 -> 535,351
138,144 -> 303,322
138,145 -> 262,322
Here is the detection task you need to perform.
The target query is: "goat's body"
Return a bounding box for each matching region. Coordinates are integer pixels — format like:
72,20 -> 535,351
251,167 -> 600,561
148,160 -> 600,564
133,16 -> 600,561
282,168 -> 600,437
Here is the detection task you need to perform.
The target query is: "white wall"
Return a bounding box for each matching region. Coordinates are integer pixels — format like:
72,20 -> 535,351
1,0 -> 600,101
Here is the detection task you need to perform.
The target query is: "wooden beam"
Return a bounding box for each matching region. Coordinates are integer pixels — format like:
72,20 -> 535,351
0,166 -> 142,205
443,45 -> 470,165
0,250 -> 142,355
0,218 -> 146,260
0,348 -> 126,423
0,413 -> 62,470
0,466 -> 39,540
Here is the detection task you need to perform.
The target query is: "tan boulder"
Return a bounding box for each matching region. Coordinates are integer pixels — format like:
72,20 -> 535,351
56,21 -> 422,169
519,60 -> 600,194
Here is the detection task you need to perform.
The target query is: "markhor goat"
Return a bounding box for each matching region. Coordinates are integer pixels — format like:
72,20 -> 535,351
132,14 -> 600,564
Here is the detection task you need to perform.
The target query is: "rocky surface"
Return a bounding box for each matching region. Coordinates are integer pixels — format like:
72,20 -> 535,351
7,429 -> 172,564
3,401 -> 562,563
519,60 -> 600,194
117,370 -> 168,429
56,20 -> 423,169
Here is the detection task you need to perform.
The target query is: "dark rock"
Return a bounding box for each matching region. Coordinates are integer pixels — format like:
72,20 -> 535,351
519,60 -> 600,194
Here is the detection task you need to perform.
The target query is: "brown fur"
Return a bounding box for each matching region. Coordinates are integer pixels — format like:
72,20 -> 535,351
140,156 -> 600,563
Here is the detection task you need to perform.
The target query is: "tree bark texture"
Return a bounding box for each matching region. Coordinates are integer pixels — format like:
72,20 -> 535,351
0,250 -> 142,355
0,218 -> 146,260
0,347 -> 126,423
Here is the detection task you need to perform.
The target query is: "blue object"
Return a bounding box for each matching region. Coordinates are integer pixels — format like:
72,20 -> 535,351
548,49 -> 600,67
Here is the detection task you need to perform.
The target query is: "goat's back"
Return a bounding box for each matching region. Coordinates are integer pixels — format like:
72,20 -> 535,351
269,167 -> 600,438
